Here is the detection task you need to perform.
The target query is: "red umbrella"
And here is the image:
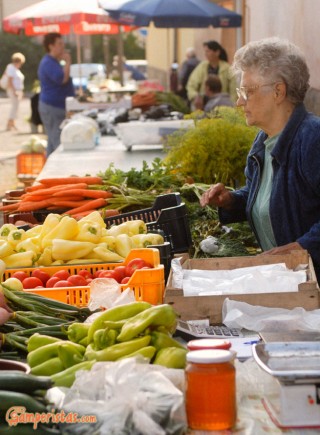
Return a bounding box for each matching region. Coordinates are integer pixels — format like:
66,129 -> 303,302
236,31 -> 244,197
3,0 -> 133,67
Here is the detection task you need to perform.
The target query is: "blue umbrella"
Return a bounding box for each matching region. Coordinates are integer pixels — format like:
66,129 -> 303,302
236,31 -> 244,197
99,0 -> 242,28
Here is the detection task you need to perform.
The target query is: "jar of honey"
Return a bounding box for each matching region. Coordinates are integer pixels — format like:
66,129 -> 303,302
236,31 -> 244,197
185,349 -> 236,431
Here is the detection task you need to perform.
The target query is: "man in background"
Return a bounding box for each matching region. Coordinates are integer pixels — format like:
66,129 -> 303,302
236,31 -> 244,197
177,47 -> 200,101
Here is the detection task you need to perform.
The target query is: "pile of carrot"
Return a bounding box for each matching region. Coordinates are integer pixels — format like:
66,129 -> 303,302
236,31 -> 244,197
0,176 -> 120,219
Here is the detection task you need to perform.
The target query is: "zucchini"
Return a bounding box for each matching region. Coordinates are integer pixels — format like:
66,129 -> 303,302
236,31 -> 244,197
0,371 -> 53,394
0,390 -> 47,413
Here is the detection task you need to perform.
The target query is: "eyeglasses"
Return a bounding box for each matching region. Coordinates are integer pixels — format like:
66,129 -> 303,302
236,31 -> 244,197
236,82 -> 280,102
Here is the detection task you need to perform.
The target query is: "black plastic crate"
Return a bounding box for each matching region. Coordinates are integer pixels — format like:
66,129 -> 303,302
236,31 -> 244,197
105,193 -> 192,254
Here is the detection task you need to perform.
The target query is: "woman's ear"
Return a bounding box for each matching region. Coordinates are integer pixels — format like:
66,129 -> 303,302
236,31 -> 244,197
275,82 -> 286,101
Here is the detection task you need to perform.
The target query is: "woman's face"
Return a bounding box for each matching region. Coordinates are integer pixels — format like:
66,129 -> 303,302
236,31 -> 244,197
204,46 -> 220,64
237,69 -> 278,132
49,37 -> 65,59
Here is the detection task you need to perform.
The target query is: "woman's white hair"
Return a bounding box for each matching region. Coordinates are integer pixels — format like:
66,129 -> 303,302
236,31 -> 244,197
232,37 -> 310,105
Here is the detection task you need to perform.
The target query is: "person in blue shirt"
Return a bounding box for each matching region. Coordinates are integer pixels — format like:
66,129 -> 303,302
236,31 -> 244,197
200,37 -> 320,283
38,33 -> 74,156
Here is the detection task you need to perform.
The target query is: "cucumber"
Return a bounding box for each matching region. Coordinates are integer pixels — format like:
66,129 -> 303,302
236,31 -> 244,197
0,423 -> 61,434
0,390 -> 48,413
0,371 -> 53,394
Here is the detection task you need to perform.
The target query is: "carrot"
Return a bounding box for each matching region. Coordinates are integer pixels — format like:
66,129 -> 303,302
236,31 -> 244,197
66,198 -> 108,215
49,200 -> 92,208
38,176 -> 103,186
17,200 -> 53,212
52,189 -> 113,199
22,183 -> 89,198
102,209 -> 120,218
0,202 -> 20,212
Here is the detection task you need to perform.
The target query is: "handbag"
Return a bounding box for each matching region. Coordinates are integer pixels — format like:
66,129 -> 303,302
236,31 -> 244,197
0,69 -> 8,90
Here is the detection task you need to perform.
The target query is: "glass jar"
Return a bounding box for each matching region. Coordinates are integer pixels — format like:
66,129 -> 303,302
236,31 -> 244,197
185,349 -> 236,431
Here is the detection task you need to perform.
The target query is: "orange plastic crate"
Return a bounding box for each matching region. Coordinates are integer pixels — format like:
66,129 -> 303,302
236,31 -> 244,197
16,152 -> 46,176
4,249 -> 165,307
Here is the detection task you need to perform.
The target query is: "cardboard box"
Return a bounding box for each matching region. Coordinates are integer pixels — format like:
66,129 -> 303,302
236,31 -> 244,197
165,250 -> 319,323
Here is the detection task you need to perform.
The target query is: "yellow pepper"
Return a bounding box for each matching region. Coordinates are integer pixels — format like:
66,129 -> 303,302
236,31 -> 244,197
66,258 -> 103,264
75,220 -> 102,244
0,240 -> 14,257
41,215 -> 79,248
39,213 -> 61,239
106,221 -> 131,237
92,245 -> 124,262
16,237 -> 41,255
125,220 -> 147,236
7,229 -> 26,246
37,246 -> 53,266
99,234 -> 117,251
0,224 -> 17,239
78,211 -> 106,229
24,225 -> 43,239
115,233 -> 133,258
52,239 -> 95,261
3,250 -> 35,268
131,233 -> 164,248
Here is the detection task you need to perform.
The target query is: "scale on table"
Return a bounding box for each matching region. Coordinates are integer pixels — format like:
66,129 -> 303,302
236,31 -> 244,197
252,342 -> 320,429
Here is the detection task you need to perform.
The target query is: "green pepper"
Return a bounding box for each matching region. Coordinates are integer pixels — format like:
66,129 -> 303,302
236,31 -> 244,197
67,322 -> 91,343
117,304 -> 178,342
58,342 -> 85,369
102,319 -> 127,330
150,331 -> 186,351
87,301 -> 151,343
85,335 -> 151,362
153,347 -> 188,369
118,345 -> 156,361
27,333 -> 61,353
51,360 -> 95,388
93,328 -> 118,350
31,357 -> 64,376
27,340 -> 85,368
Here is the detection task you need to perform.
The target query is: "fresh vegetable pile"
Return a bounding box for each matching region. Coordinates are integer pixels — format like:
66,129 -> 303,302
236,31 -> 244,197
0,212 -> 164,268
0,371 -> 61,434
24,302 -> 186,387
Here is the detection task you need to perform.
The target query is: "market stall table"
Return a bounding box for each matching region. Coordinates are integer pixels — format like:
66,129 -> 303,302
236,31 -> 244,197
36,135 -> 164,180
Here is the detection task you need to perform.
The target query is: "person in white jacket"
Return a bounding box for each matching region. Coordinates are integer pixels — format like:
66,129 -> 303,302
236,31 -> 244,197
5,52 -> 25,131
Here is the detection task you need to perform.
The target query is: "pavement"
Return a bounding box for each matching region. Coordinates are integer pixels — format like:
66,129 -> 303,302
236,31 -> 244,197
0,95 -> 46,196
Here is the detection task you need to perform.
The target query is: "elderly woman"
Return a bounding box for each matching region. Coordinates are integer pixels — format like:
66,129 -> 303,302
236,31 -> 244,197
5,52 -> 25,131
200,37 -> 320,282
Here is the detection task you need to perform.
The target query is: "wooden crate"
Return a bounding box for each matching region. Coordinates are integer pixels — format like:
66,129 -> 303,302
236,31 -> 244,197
165,250 -> 319,323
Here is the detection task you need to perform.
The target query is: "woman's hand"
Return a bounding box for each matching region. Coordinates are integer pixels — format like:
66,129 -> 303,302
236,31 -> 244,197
200,183 -> 234,209
260,242 -> 303,256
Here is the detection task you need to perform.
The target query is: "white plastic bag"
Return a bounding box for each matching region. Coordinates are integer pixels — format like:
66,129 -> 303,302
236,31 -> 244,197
56,359 -> 186,435
0,71 -> 8,90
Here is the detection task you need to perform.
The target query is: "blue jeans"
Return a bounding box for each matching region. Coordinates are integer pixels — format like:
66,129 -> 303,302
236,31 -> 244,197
39,101 -> 66,157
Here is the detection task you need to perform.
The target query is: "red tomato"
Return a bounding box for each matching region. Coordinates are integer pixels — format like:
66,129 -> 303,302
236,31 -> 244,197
12,271 -> 28,282
93,270 -> 103,278
52,270 -> 70,280
78,269 -> 93,280
31,269 -> 51,285
23,277 -> 43,289
53,280 -> 72,288
67,275 -> 88,287
121,276 -> 131,284
98,270 -> 116,279
111,266 -> 127,283
46,277 -> 60,288
125,258 -> 148,277
86,278 -> 93,284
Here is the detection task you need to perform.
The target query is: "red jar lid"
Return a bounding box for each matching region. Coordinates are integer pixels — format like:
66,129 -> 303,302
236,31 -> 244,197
187,339 -> 231,351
